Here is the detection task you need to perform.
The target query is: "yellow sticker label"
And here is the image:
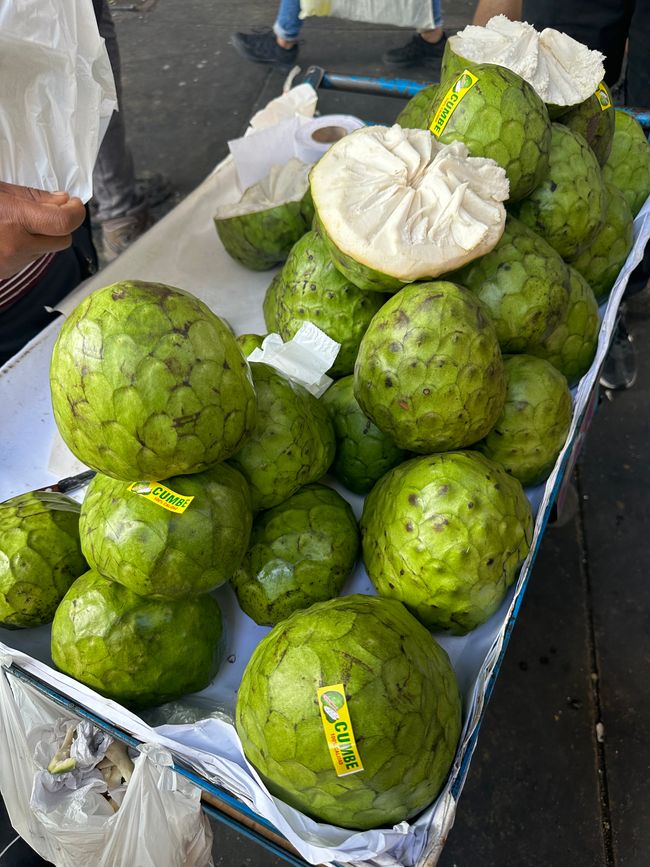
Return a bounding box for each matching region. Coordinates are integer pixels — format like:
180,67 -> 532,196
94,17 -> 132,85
317,684 -> 364,777
429,69 -> 479,137
595,81 -> 612,111
128,482 -> 194,514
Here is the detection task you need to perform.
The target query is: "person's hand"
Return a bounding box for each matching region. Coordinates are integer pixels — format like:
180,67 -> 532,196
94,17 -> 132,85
0,182 -> 86,279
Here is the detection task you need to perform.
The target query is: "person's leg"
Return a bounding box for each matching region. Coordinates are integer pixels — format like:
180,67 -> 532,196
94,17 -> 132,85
473,0 -> 522,26
231,0 -> 301,66
273,0 -> 303,44
382,0 -> 446,69
625,0 -> 650,105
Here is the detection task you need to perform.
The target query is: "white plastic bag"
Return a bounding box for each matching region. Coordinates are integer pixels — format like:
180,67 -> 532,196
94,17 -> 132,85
0,0 -> 117,201
299,0 -> 436,30
0,666 -> 213,867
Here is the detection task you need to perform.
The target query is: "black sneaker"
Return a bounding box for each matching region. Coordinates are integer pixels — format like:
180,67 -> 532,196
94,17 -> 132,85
382,33 -> 447,69
231,28 -> 298,66
599,316 -> 638,391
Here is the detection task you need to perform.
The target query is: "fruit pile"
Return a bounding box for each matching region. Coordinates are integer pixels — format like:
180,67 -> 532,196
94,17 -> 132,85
2,15 -> 648,837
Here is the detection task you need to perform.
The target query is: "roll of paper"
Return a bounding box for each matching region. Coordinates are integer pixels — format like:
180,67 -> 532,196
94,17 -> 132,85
294,114 -> 364,164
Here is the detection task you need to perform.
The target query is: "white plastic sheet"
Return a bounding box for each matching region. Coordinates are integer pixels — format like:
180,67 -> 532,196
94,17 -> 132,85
0,664 -> 214,867
299,0 -> 436,30
0,0 -> 117,201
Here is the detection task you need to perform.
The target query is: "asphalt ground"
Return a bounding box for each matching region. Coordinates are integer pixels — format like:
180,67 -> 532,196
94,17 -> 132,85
1,1 -> 648,865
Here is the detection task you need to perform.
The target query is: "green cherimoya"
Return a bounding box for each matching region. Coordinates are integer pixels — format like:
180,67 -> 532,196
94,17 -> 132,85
361,451 -> 533,633
529,266 -> 599,386
236,594 -> 461,829
229,363 -> 335,511
50,281 -> 257,482
51,570 -> 224,708
442,17 -> 605,120
395,84 -> 440,129
263,273 -> 283,332
0,492 -> 87,628
476,355 -> 573,487
450,215 -> 570,353
602,110 -> 650,217
237,333 -> 265,356
275,231 -> 387,377
560,82 -> 615,166
79,464 -> 252,598
354,281 -> 506,453
511,124 -> 606,259
322,376 -> 407,494
567,182 -> 634,301
231,484 -> 359,626
213,159 -> 313,270
428,61 -> 551,201
310,124 -> 509,293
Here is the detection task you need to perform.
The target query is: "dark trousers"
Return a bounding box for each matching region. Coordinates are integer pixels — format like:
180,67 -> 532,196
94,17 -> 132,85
522,0 -> 650,105
0,212 -> 97,366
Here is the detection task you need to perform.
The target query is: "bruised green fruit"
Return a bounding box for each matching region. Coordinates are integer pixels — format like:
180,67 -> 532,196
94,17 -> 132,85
310,125 -> 509,293
263,273 -> 284,332
80,464 -> 252,598
529,266 -> 599,386
0,492 -> 87,628
322,376 -> 406,494
395,85 -> 440,129
231,484 -> 359,625
428,63 -> 551,201
511,124 -> 606,259
237,333 -> 265,355
214,159 -> 313,270
567,182 -> 634,301
276,231 -> 386,377
50,281 -> 257,482
451,215 -> 570,352
560,82 -> 615,165
229,363 -> 335,510
602,110 -> 650,217
476,355 -> 572,487
51,570 -> 224,708
354,282 -> 506,453
236,594 -> 461,829
361,451 -> 533,633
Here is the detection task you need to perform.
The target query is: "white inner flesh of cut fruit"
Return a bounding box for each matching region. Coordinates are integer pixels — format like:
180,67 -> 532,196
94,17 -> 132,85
449,16 -> 605,107
215,158 -> 310,218
310,124 -> 509,281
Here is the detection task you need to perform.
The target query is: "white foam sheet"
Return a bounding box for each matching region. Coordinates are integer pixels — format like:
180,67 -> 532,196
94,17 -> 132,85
0,123 -> 649,866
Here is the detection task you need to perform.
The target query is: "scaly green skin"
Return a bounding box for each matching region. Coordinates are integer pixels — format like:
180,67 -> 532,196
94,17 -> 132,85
229,363 -> 335,511
475,355 -> 573,487
237,333 -> 265,356
0,492 -> 87,628
450,215 -> 570,353
567,182 -> 634,301
395,85 -> 441,129
231,484 -> 359,626
79,464 -> 252,598
50,281 -> 257,482
429,63 -> 551,202
511,124 -> 606,259
560,84 -> 615,166
51,570 -> 224,708
361,452 -> 533,633
214,200 -> 311,271
354,282 -> 506,453
263,273 -> 284,332
603,110 -> 650,217
529,267 -> 599,386
312,213 -> 406,294
236,594 -> 461,829
277,231 -> 387,377
322,376 -> 406,494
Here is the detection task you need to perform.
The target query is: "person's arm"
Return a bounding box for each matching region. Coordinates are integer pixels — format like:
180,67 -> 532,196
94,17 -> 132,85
472,0 -> 522,26
0,182 -> 86,279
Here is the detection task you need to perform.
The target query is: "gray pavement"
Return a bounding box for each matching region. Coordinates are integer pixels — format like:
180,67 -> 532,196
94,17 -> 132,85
1,1 -> 647,865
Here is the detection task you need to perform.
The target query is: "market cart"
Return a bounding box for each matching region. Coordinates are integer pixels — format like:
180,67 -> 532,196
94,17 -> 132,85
1,76 -> 649,867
